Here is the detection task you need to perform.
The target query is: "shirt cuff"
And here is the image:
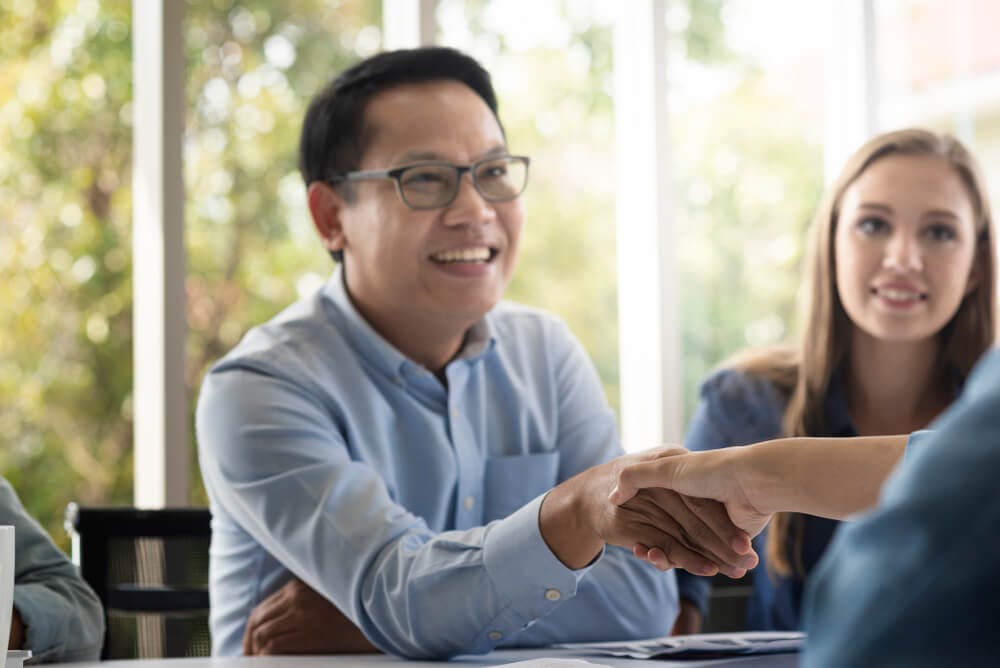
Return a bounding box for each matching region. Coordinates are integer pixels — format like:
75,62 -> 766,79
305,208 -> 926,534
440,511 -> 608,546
904,430 -> 934,459
13,584 -> 62,658
482,493 -> 597,625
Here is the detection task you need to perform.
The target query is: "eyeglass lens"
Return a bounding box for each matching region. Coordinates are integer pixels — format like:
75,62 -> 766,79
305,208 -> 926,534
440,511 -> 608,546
399,157 -> 527,208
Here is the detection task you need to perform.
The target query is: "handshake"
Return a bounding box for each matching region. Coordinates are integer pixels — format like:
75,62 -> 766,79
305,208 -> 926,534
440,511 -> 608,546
548,434 -> 902,576
537,445 -> 773,579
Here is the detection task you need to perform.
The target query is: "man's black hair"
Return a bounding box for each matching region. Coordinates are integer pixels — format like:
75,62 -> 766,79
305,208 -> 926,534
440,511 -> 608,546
299,47 -> 502,262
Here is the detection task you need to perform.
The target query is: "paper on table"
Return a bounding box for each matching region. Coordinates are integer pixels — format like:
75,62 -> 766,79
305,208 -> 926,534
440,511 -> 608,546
4,651 -> 31,668
555,631 -> 805,660
489,659 -> 614,668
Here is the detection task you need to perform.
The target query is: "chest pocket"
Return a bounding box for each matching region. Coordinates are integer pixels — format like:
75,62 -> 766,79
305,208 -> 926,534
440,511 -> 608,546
483,451 -> 560,522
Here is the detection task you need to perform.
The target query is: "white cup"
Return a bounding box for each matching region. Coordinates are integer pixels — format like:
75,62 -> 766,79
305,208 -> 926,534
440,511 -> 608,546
0,525 -> 14,668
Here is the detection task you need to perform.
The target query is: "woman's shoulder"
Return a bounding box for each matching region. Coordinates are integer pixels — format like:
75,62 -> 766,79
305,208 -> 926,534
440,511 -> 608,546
699,366 -> 787,413
688,360 -> 792,448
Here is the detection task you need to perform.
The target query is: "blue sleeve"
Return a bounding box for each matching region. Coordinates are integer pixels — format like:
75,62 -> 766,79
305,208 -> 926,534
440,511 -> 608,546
1,478 -> 104,662
511,319 -> 677,647
675,369 -> 784,616
802,349 -> 1000,667
197,318 -> 675,659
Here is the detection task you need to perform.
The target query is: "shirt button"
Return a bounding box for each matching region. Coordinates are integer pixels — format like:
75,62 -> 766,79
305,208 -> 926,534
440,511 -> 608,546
544,588 -> 561,601
487,631 -> 503,641
463,495 -> 476,510
450,408 -> 459,418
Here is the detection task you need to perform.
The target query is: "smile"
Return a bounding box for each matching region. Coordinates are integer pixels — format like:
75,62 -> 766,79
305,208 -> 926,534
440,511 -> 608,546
870,286 -> 928,302
429,246 -> 498,264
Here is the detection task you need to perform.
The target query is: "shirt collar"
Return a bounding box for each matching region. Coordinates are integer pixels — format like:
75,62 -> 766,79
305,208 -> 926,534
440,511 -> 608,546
321,266 -> 496,380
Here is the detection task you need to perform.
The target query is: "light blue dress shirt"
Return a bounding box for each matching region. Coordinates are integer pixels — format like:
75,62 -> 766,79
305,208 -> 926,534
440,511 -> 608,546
803,347 -> 1000,666
197,268 -> 676,658
0,476 -> 104,662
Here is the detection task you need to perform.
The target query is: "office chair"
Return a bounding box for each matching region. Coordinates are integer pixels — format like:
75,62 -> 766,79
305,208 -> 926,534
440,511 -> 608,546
702,572 -> 753,632
64,504 -> 212,659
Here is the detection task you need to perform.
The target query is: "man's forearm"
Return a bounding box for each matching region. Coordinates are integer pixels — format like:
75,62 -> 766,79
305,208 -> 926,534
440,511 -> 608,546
744,435 -> 907,518
538,479 -> 604,570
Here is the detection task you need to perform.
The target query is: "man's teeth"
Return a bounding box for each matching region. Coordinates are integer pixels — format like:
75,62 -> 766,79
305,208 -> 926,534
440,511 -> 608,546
878,287 -> 922,301
431,247 -> 491,263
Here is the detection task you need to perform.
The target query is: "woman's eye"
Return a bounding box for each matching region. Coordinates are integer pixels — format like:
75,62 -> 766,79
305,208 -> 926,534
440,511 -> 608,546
925,224 -> 958,242
857,217 -> 889,235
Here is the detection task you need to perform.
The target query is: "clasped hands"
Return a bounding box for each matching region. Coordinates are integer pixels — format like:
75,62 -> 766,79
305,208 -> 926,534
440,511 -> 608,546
538,446 -> 763,578
608,446 -> 772,571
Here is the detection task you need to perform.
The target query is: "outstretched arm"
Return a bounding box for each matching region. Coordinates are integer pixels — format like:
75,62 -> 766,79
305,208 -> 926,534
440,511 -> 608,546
611,436 -> 908,533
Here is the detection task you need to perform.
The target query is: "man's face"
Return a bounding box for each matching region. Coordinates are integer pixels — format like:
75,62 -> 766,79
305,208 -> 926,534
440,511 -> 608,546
325,80 -> 524,331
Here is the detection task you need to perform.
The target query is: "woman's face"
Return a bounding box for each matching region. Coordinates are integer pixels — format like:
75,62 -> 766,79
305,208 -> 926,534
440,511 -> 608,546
834,154 -> 980,344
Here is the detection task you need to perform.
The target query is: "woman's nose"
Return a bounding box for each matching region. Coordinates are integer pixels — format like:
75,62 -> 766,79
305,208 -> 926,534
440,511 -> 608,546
882,233 -> 923,273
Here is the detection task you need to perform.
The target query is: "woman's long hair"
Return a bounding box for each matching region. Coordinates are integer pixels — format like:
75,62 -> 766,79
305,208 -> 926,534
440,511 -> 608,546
731,128 -> 997,577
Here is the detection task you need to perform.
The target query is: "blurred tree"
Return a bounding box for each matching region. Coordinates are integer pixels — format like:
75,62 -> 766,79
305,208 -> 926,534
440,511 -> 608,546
0,0 -> 380,544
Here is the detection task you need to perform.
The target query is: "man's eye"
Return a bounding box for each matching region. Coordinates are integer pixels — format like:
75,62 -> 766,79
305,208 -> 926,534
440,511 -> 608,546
480,166 -> 508,179
403,170 -> 448,186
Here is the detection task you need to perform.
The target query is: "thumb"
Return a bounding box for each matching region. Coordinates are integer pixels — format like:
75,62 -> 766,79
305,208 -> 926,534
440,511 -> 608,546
609,456 -> 683,505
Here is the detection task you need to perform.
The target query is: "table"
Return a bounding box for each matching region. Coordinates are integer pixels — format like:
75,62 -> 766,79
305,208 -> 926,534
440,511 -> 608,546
45,648 -> 798,668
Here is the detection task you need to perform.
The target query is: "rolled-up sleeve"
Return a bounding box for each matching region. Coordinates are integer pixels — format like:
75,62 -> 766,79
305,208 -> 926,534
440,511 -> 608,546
1,478 -> 104,662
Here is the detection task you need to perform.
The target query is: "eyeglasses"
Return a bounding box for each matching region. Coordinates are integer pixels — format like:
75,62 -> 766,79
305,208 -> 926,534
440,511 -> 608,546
327,155 -> 530,210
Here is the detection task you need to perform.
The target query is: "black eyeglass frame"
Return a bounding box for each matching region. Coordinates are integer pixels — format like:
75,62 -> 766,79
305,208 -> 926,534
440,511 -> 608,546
326,154 -> 531,210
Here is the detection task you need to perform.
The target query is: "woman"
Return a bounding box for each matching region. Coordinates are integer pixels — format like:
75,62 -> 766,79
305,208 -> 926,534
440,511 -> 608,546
672,128 -> 996,633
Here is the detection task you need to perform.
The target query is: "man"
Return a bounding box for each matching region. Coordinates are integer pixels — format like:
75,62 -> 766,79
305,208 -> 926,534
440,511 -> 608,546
610,348 -> 1000,666
197,47 -> 756,659
1,476 -> 104,661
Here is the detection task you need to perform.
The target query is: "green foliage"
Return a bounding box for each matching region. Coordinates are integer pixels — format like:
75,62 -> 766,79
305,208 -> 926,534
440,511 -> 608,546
1,0 -> 381,544
672,63 -> 823,422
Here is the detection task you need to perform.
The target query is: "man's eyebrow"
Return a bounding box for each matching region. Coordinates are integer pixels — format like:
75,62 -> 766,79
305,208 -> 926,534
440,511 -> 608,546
395,146 -> 510,164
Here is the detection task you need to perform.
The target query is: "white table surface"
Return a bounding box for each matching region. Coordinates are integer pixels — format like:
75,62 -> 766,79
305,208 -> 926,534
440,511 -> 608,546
44,647 -> 798,668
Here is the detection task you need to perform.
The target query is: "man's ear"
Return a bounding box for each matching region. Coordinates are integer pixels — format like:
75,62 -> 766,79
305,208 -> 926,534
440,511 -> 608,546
307,182 -> 348,255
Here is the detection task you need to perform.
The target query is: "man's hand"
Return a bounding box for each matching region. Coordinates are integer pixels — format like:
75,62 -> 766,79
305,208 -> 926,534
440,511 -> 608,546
243,578 -> 380,655
670,599 -> 703,636
9,608 -> 24,649
610,448 -> 773,544
539,447 -> 757,577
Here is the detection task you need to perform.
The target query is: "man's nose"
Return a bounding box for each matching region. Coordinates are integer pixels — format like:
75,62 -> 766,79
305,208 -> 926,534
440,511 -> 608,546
442,173 -> 496,227
883,233 -> 923,273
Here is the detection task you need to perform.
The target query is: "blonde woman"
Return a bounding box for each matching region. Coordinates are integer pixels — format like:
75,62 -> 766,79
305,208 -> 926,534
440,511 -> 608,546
672,128 -> 997,634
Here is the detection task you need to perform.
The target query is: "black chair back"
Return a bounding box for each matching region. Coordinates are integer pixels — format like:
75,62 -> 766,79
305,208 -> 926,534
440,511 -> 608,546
64,504 -> 212,659
702,572 -> 753,632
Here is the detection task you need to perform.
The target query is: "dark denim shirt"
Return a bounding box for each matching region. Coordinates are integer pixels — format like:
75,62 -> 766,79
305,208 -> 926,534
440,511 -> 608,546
803,348 -> 1000,666
676,367 -> 856,630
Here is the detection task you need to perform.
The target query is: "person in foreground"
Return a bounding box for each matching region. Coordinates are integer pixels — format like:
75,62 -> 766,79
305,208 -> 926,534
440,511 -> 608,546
196,46 -> 756,659
673,128 -> 996,633
612,343 -> 1000,666
0,475 -> 104,662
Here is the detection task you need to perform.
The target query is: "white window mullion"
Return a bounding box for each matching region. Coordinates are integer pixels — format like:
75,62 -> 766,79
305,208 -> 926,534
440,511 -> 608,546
614,0 -> 683,451
132,0 -> 188,508
383,0 -> 438,48
824,0 -> 879,182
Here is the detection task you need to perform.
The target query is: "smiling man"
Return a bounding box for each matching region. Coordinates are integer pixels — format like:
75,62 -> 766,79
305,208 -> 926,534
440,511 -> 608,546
196,47 -> 756,659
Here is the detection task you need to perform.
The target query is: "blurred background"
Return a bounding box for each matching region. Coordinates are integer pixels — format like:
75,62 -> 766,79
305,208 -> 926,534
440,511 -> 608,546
2,0 -> 999,547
